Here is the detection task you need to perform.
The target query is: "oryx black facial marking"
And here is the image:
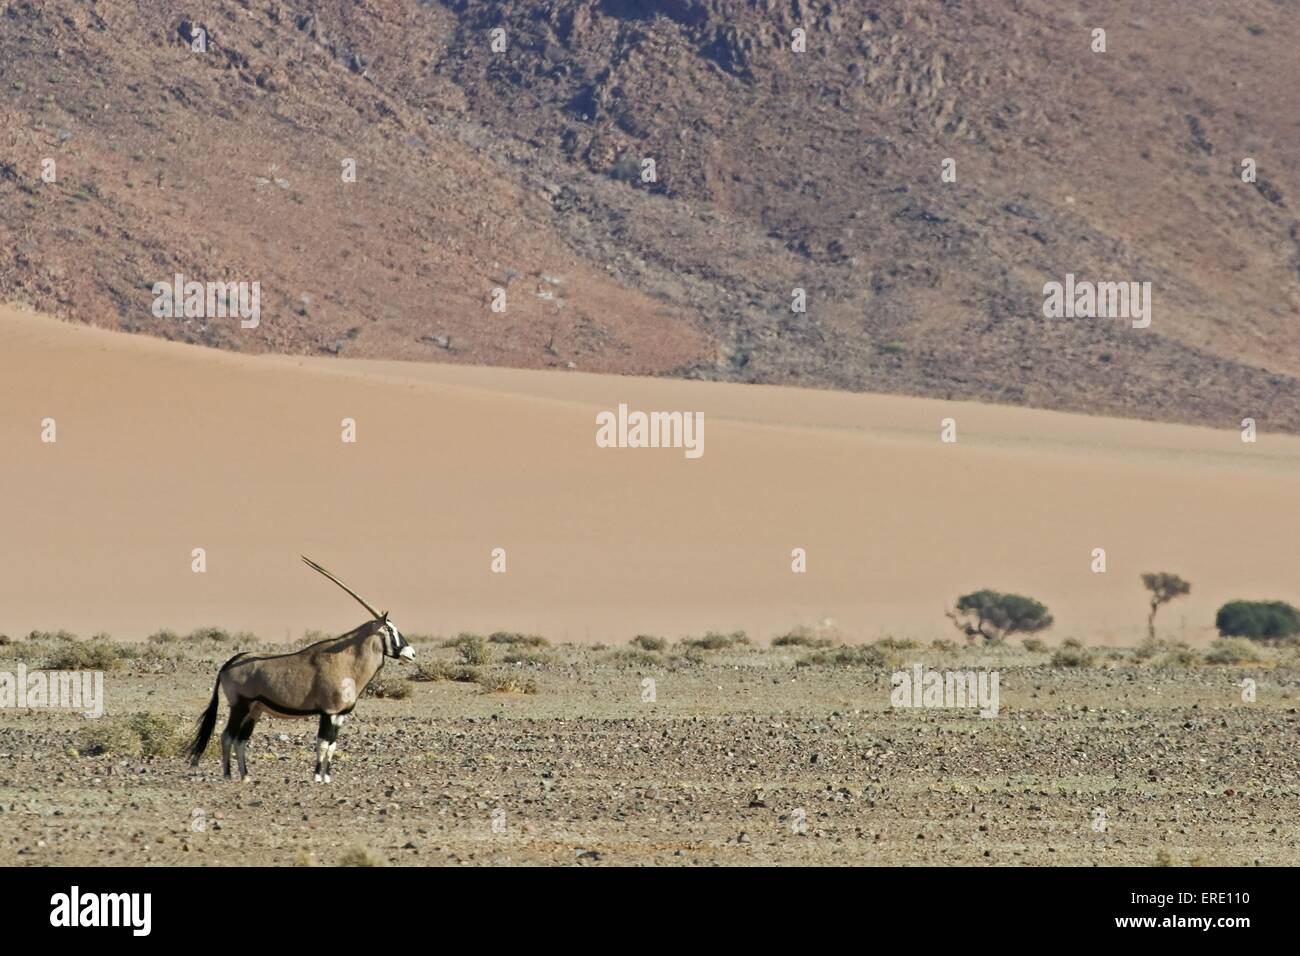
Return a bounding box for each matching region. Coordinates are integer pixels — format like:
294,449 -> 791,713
187,557 -> 414,783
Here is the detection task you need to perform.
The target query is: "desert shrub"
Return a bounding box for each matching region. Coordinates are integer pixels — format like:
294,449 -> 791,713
771,628 -> 833,649
673,646 -> 707,666
1061,637 -> 1083,649
679,630 -> 750,651
77,713 -> 184,757
28,629 -> 79,643
479,673 -> 538,694
1022,637 -> 1047,653
443,633 -> 491,664
46,640 -> 125,672
1204,638 -> 1262,665
630,634 -> 668,651
930,638 -> 959,653
408,661 -> 480,684
1215,601 -> 1300,642
187,626 -> 231,643
798,644 -> 897,668
147,629 -> 180,645
363,675 -> 412,699
875,636 -> 918,651
1050,646 -> 1095,668
603,647 -> 663,667
946,590 -> 1053,643
1157,646 -> 1200,669
338,845 -> 384,867
487,631 -> 549,648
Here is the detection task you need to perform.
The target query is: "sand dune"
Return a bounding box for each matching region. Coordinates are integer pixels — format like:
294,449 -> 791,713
1,304 -> 1297,645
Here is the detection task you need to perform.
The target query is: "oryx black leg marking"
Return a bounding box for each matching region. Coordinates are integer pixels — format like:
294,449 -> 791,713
221,698 -> 250,780
314,712 -> 344,783
235,711 -> 258,780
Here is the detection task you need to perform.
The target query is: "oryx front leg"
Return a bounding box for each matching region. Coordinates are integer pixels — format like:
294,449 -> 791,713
315,713 -> 344,783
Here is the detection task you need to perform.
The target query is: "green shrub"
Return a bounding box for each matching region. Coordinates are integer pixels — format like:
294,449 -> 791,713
1215,601 -> 1300,642
946,590 -> 1053,643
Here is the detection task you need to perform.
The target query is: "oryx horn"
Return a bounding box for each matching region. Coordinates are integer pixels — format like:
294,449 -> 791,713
301,555 -> 385,619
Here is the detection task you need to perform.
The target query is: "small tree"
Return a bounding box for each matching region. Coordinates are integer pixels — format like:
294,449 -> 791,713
946,590 -> 1053,644
1215,600 -> 1300,642
1141,572 -> 1191,640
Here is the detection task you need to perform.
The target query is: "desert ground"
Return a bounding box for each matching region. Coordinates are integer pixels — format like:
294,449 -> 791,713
1,305 -> 1299,866
1,632 -> 1298,866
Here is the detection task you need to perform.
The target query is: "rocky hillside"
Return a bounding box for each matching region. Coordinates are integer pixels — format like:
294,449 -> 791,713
2,0 -> 1298,429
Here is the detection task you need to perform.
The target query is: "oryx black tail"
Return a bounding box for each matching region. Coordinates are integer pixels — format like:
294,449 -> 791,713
188,652 -> 249,765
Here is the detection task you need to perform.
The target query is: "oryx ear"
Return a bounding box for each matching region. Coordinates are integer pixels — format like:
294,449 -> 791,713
380,611 -> 389,622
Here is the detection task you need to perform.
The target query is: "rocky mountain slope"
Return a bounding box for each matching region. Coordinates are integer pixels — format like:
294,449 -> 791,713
2,0 -> 1298,429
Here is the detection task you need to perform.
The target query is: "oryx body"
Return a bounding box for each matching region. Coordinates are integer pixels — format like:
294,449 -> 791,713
187,557 -> 414,782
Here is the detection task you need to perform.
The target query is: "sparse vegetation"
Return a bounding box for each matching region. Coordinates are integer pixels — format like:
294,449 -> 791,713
798,644 -> 898,668
946,590 -> 1053,644
76,713 -> 185,757
45,639 -> 126,672
603,646 -> 663,667
1050,645 -> 1095,668
338,845 -> 384,867
363,674 -> 413,699
771,627 -> 833,649
443,633 -> 492,664
1203,638 -> 1262,665
1022,637 -> 1047,653
679,630 -> 750,651
409,660 -> 481,684
487,631 -> 549,648
630,634 -> 668,651
479,673 -> 538,695
147,629 -> 180,645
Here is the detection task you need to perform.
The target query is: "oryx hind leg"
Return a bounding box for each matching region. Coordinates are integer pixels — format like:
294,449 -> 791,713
221,698 -> 250,780
236,707 -> 259,782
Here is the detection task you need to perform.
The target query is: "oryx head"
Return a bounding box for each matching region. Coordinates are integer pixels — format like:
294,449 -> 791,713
374,612 -> 415,662
301,556 -> 416,663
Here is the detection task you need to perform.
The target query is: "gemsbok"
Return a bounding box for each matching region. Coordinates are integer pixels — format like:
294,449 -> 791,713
187,556 -> 415,782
